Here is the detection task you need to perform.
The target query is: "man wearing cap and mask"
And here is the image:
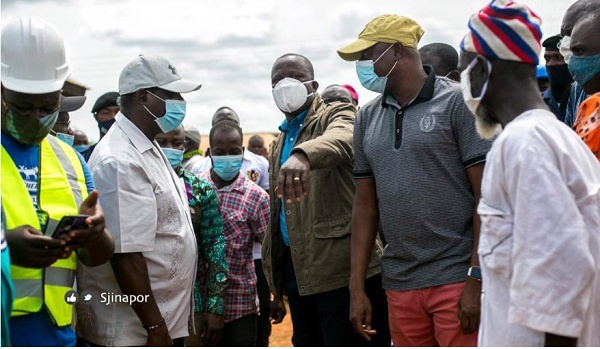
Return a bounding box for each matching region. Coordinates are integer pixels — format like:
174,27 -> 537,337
76,54 -> 202,346
459,0 -> 600,345
1,17 -> 114,347
262,53 -> 388,347
338,14 -> 493,346
81,91 -> 119,161
182,125 -> 203,171
51,95 -> 86,147
560,0 -> 600,127
541,35 -> 573,121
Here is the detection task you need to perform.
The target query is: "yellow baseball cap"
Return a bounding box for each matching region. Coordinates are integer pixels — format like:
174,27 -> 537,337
337,14 -> 425,61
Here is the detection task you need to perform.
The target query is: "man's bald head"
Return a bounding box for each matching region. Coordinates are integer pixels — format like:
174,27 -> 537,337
419,43 -> 459,78
271,54 -> 315,82
212,106 -> 240,125
562,0 -> 600,36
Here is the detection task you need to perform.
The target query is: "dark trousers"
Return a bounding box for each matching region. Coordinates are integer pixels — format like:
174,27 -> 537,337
217,313 -> 257,347
282,248 -> 391,347
254,259 -> 272,347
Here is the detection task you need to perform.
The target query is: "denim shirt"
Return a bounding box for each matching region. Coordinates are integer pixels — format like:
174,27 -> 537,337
278,109 -> 308,246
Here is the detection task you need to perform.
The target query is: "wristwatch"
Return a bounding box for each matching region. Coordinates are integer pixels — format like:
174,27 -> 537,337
467,266 -> 482,281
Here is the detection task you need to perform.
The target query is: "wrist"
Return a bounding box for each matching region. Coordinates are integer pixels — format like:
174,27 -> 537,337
143,317 -> 166,332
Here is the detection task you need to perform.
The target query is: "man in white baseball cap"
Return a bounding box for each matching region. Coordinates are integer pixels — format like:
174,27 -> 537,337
76,54 -> 202,346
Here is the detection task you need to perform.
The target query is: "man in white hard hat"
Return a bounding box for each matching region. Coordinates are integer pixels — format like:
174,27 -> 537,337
0,17 -> 114,347
76,54 -> 202,346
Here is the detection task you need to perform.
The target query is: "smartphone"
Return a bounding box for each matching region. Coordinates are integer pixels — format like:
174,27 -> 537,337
51,215 -> 90,239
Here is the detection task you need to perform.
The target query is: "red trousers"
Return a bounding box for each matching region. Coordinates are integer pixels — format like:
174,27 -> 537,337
386,282 -> 478,346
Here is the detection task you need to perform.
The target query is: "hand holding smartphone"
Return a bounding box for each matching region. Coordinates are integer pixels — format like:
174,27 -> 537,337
51,215 -> 90,242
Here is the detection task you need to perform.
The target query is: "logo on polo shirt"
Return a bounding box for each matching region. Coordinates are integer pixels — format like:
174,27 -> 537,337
247,169 -> 259,182
419,115 -> 436,132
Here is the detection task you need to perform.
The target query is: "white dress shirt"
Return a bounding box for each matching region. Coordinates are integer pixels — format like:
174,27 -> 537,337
478,109 -> 600,346
76,113 -> 197,346
190,150 -> 269,260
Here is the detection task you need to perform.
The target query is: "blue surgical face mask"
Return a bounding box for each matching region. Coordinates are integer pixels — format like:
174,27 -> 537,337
55,132 -> 75,147
568,53 -> 600,87
144,90 -> 187,133
211,154 -> 243,181
74,145 -> 89,153
356,44 -> 398,93
161,147 -> 184,169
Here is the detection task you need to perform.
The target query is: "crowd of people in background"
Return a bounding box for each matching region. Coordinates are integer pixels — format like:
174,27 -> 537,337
1,0 -> 599,347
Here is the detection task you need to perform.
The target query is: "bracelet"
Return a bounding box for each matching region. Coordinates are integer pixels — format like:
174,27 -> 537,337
143,317 -> 165,331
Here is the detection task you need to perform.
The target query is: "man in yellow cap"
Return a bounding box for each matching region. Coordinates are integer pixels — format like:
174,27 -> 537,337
338,14 -> 492,346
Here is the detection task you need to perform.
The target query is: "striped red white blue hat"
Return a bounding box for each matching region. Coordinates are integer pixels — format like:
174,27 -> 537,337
460,0 -> 542,65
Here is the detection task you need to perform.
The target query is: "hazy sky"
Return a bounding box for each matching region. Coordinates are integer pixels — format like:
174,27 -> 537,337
2,0 -> 573,142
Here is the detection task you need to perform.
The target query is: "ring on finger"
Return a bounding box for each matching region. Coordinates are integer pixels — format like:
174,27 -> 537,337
293,177 -> 301,181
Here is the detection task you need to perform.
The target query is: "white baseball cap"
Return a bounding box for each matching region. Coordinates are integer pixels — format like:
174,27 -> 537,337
118,54 -> 202,95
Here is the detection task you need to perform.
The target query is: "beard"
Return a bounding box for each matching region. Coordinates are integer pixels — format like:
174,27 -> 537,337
474,103 -> 502,140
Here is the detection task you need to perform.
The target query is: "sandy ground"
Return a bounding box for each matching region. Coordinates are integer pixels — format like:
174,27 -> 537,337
268,302 -> 293,347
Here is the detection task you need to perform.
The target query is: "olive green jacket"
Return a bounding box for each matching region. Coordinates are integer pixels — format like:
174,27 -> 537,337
262,94 -> 382,297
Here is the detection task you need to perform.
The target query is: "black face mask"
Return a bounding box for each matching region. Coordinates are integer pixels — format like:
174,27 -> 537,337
546,64 -> 573,96
98,118 -> 116,138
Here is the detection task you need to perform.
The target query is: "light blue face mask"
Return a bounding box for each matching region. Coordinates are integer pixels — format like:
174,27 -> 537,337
356,44 -> 398,93
211,154 -> 243,181
568,53 -> 600,87
161,147 -> 184,169
55,132 -> 75,147
144,90 -> 187,133
74,145 -> 89,153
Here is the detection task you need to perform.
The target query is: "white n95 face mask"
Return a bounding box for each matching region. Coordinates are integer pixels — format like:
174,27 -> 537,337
272,77 -> 314,113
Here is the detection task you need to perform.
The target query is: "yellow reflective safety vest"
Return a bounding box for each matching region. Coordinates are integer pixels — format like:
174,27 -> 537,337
1,136 -> 88,327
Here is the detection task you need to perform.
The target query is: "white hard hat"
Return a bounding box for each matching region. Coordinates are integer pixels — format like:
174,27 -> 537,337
1,17 -> 70,94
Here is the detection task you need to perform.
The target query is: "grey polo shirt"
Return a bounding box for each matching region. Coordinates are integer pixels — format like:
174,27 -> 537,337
354,65 -> 492,291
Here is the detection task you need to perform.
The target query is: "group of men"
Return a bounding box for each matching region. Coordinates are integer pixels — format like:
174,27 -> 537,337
1,0 -> 600,347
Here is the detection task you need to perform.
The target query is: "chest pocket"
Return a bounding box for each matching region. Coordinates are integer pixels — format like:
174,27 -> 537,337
478,200 -> 514,278
224,211 -> 250,252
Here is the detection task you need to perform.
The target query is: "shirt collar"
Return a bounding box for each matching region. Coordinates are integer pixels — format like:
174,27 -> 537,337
115,112 -> 155,153
206,170 -> 247,194
382,64 -> 436,109
278,109 -> 309,133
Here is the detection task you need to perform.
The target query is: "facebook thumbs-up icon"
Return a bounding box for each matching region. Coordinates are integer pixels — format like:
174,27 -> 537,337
64,290 -> 79,305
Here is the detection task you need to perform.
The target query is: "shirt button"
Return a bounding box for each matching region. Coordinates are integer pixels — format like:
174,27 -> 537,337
398,110 -> 403,115
292,248 -> 297,253
300,286 -> 305,290
290,138 -> 294,141
396,129 -> 400,134
286,210 -> 291,215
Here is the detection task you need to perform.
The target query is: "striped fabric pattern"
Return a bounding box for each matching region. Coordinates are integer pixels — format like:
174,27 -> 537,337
460,0 -> 542,65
